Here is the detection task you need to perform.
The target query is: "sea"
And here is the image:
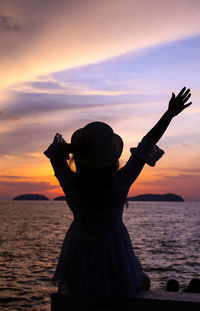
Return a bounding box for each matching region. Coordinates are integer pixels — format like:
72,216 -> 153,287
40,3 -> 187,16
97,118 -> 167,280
0,200 -> 199,310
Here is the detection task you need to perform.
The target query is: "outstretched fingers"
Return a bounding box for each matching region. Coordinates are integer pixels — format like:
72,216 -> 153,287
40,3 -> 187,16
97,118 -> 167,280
183,88 -> 190,97
177,87 -> 191,100
183,102 -> 192,109
182,92 -> 191,104
177,87 -> 186,98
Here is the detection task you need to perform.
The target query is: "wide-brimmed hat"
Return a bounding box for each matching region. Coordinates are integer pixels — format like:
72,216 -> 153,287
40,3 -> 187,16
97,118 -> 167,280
71,121 -> 123,168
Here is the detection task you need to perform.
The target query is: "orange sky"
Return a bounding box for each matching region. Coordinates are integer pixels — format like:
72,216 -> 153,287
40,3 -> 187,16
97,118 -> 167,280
0,0 -> 200,201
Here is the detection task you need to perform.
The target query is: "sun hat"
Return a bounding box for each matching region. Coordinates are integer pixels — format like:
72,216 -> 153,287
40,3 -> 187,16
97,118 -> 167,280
71,121 -> 123,168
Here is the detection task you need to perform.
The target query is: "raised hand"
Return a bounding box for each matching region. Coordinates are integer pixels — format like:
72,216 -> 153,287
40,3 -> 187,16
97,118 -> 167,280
44,133 -> 71,158
167,87 -> 192,117
53,133 -> 69,152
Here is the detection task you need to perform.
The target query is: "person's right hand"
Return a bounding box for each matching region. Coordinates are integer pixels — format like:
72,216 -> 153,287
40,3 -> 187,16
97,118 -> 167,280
167,87 -> 192,117
44,133 -> 70,158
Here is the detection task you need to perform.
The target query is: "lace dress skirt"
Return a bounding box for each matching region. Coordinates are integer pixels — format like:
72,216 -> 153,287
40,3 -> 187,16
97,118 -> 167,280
51,219 -> 142,302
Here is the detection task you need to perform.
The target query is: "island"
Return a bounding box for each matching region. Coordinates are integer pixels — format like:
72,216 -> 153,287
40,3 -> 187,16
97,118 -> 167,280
53,196 -> 66,201
13,194 -> 49,200
12,193 -> 184,202
127,193 -> 184,202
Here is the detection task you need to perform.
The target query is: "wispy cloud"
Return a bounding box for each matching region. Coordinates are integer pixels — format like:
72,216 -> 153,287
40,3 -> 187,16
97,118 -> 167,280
0,180 -> 59,200
1,0 -> 200,91
0,0 -> 199,200
0,15 -> 21,32
129,168 -> 200,201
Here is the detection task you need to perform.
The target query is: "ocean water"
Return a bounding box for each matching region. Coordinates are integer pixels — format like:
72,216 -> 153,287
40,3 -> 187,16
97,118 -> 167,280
0,200 -> 199,310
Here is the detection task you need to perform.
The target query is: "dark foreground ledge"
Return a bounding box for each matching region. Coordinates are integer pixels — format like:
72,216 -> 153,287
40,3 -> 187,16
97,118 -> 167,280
51,290 -> 200,310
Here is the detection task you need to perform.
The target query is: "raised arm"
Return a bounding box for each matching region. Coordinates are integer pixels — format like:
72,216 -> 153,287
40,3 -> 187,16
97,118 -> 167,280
145,87 -> 192,144
43,133 -> 75,191
43,132 -> 95,191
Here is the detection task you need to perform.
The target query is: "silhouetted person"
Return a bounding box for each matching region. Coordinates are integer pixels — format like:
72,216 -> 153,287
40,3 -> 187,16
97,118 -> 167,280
44,87 -> 191,302
166,279 -> 179,292
183,279 -> 200,293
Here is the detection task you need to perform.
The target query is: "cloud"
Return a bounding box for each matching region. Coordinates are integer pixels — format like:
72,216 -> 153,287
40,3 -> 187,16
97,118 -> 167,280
6,34 -> 199,115
129,169 -> 200,201
0,102 -> 128,156
0,180 -> 59,200
0,175 -> 29,179
1,180 -> 56,190
29,81 -> 62,90
0,121 -> 62,156
0,1 -> 199,200
0,89 -> 152,123
1,0 -> 200,91
0,15 -> 21,32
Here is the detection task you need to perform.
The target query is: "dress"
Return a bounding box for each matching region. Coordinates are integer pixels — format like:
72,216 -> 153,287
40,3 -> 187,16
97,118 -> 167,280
44,136 -> 164,302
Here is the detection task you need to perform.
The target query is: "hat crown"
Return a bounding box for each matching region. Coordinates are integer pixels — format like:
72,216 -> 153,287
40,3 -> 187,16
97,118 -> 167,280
71,121 -> 123,168
83,122 -> 114,146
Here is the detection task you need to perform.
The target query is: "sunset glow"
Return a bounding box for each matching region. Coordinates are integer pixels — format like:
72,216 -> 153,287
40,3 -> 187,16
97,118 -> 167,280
0,0 -> 200,201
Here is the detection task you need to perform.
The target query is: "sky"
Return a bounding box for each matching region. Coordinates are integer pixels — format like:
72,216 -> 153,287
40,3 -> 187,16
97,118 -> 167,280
0,0 -> 200,201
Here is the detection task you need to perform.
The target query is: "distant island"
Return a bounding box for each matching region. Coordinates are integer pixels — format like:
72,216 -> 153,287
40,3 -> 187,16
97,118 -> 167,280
53,196 -> 66,201
13,194 -> 49,201
12,193 -> 184,202
128,193 -> 184,202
